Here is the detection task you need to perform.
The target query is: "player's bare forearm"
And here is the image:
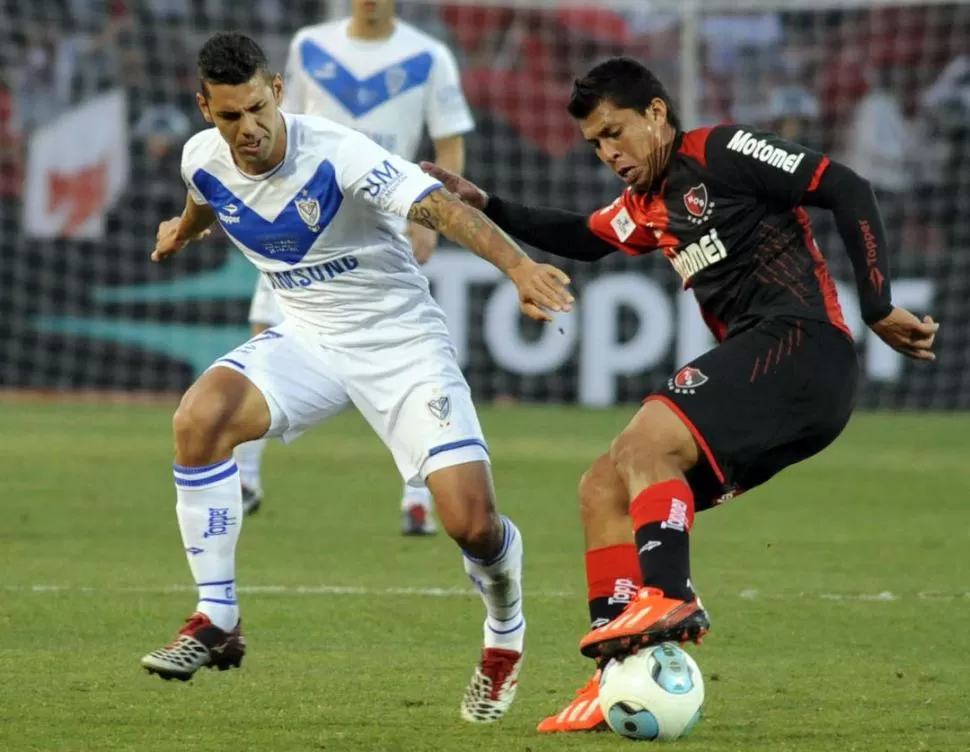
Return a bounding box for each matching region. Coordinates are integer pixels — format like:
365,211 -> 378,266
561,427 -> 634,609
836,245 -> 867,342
432,134 -> 466,177
175,196 -> 217,243
408,188 -> 530,275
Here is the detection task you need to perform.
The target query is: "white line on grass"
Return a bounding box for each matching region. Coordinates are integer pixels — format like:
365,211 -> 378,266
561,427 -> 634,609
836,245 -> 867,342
4,584 -> 970,601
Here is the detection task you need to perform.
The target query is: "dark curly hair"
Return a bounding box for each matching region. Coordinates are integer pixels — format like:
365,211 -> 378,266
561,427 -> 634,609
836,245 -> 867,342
197,32 -> 271,95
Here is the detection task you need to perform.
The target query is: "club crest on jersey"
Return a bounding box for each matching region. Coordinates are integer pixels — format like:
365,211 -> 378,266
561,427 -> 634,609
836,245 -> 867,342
385,66 -> 407,96
683,184 -> 714,225
668,366 -> 708,394
295,193 -> 321,232
427,395 -> 451,422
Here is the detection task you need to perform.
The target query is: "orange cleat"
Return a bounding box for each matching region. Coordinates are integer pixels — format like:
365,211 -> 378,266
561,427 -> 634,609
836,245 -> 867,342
536,671 -> 609,733
579,587 -> 710,661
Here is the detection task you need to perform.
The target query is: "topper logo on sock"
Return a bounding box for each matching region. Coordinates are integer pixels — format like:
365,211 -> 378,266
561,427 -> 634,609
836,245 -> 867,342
661,499 -> 690,532
608,577 -> 639,606
185,546 -> 205,556
225,585 -> 236,601
204,507 -> 238,538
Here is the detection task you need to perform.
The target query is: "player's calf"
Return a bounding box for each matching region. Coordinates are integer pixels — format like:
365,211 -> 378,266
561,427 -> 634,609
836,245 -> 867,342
173,367 -> 270,466
427,461 -> 526,722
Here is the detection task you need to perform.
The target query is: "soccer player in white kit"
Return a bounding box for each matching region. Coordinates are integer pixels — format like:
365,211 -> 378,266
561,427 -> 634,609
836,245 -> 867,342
234,0 -> 473,535
138,32 -> 572,724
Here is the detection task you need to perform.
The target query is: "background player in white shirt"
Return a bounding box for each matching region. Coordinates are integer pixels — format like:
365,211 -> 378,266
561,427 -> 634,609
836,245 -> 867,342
234,0 -> 473,535
138,32 -> 572,723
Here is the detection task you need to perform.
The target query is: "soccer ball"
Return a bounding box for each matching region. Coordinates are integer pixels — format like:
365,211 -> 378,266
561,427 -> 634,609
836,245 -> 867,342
598,643 -> 705,741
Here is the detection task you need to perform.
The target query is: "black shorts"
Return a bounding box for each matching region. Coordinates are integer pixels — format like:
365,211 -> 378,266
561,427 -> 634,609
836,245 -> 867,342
647,317 -> 859,511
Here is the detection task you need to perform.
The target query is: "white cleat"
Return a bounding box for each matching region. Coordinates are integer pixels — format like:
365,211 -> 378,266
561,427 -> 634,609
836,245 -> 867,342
460,647 -> 523,723
141,612 -> 245,682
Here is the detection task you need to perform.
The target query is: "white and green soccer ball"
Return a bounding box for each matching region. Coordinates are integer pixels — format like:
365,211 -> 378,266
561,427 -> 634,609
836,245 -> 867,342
598,642 -> 705,741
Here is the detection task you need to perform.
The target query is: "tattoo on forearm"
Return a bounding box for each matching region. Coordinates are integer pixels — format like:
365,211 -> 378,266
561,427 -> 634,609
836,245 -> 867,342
408,204 -> 437,231
407,189 -> 527,273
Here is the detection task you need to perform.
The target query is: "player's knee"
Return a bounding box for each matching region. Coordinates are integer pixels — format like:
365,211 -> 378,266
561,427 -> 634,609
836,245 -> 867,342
443,492 -> 499,551
173,374 -> 255,463
172,391 -> 233,462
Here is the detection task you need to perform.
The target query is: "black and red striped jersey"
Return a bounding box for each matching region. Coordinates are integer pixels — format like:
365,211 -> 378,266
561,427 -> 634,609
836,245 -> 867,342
587,126 -> 851,341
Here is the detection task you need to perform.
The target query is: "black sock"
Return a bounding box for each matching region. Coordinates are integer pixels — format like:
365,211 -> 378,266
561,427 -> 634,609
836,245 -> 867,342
634,523 -> 693,601
630,481 -> 696,601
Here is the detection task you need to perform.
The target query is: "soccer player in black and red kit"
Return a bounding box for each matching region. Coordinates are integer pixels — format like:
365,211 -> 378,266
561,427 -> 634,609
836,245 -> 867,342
423,57 -> 939,732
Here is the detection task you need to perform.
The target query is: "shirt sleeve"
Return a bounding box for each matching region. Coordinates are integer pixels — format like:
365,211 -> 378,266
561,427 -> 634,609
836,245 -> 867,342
337,130 -> 442,217
482,195 -> 616,261
280,36 -> 307,113
586,193 -> 657,256
703,125 -> 831,206
424,44 -> 475,140
180,147 -> 207,206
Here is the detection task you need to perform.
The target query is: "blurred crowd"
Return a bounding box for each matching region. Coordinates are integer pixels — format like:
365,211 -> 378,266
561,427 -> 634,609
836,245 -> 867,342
1,1 -> 969,252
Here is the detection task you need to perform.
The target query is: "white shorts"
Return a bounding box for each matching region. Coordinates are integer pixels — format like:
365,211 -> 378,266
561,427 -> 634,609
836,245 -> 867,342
248,276 -> 285,327
208,320 -> 489,484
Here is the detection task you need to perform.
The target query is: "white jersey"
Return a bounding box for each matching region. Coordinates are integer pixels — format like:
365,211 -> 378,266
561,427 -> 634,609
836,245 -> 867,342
182,113 -> 450,347
281,19 -> 474,160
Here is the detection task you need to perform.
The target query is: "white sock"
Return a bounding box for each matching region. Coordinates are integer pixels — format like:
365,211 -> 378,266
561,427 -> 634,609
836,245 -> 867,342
401,479 -> 432,510
463,516 -> 525,652
173,459 -> 243,631
233,439 -> 268,493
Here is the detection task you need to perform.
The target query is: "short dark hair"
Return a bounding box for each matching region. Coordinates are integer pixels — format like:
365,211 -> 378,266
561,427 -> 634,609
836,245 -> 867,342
567,57 -> 681,131
197,32 -> 270,94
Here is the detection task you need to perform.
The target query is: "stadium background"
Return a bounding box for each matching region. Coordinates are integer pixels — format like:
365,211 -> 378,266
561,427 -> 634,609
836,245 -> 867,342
0,0 -> 967,408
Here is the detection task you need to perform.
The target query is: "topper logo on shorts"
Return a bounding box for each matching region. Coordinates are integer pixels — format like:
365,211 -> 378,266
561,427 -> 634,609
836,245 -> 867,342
668,366 -> 709,395
204,507 -> 237,539
427,395 -> 451,422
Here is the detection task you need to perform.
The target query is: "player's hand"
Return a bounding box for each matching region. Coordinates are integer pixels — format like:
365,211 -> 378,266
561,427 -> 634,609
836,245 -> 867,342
406,220 -> 438,264
871,307 -> 939,361
509,259 -> 574,322
151,217 -> 211,263
420,162 -> 488,211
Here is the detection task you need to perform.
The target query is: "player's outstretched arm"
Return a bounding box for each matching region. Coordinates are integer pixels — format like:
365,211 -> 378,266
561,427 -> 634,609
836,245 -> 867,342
805,160 -> 939,360
408,187 -> 574,322
421,161 -> 617,262
151,193 -> 217,263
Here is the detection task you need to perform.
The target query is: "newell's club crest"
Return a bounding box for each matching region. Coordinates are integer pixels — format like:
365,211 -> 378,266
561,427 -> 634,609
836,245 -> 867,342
296,191 -> 321,232
668,366 -> 709,395
427,395 -> 451,422
683,184 -> 714,225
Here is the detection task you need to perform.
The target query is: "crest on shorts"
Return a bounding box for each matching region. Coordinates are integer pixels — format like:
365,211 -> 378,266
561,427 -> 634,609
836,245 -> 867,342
385,66 -> 407,96
295,192 -> 321,232
668,366 -> 708,394
427,395 -> 451,422
683,184 -> 714,225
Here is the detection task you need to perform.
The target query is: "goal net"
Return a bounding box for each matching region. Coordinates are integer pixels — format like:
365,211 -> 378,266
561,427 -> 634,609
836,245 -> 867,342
1,0 -> 967,407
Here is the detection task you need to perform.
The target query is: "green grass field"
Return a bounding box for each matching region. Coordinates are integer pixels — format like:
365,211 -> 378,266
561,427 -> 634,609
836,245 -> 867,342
2,403 -> 968,751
